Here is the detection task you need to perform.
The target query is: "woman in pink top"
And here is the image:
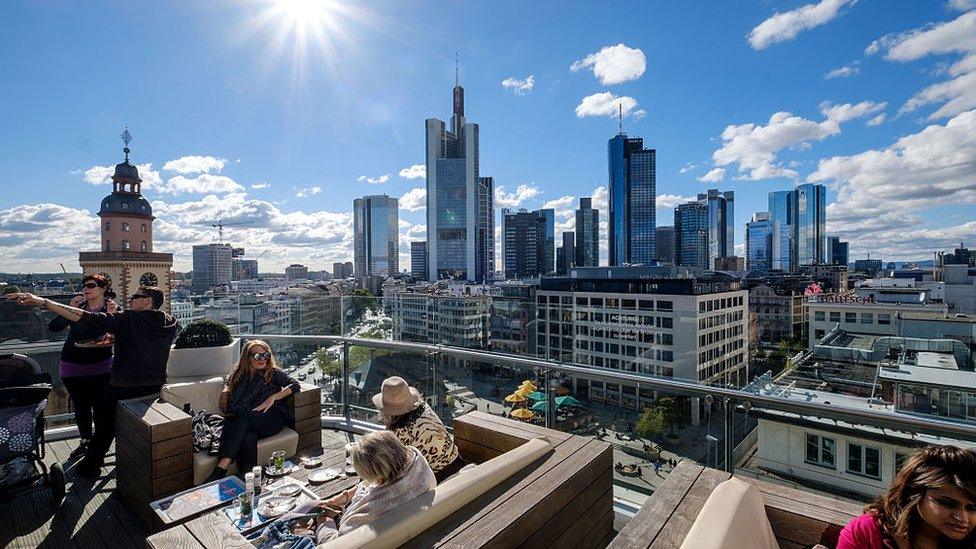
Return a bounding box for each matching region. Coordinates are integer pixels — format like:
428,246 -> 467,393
838,445 -> 976,549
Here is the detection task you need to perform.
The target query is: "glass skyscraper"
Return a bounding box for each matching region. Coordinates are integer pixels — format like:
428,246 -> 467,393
768,190 -> 793,271
353,194 -> 399,277
767,184 -> 827,271
745,212 -> 780,271
575,197 -> 599,267
698,189 -> 734,269
503,209 -> 551,279
674,202 -> 709,269
608,134 -> 656,265
426,74 -> 493,282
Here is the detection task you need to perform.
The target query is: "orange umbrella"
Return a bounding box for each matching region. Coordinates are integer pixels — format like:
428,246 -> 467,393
509,408 -> 534,420
504,393 -> 528,404
519,380 -> 537,391
555,386 -> 570,396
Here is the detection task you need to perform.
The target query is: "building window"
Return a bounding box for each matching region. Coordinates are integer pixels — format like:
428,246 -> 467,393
105,222 -> 110,231
805,434 -> 835,468
894,452 -> 909,474
829,312 -> 841,323
848,443 -> 881,479
140,241 -> 147,252
122,222 -> 130,232
861,313 -> 874,324
845,312 -> 857,324
658,300 -> 673,312
141,223 -> 147,233
815,329 -> 825,340
814,311 -> 825,322
104,240 -> 110,252
661,317 -> 673,329
878,314 -> 891,325
122,240 -> 130,251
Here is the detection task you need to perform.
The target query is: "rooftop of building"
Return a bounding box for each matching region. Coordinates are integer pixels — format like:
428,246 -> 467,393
878,351 -> 976,390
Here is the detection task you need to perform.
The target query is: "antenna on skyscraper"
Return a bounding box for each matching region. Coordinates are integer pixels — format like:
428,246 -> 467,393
455,51 -> 460,87
618,103 -> 623,134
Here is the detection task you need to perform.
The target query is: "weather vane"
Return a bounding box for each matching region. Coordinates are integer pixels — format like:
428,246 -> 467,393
121,126 -> 132,161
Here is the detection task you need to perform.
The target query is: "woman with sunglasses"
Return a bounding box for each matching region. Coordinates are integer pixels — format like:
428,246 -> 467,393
48,274 -> 119,457
838,444 -> 976,549
207,340 -> 300,481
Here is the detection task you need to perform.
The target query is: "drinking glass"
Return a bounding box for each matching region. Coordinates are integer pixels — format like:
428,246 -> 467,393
268,450 -> 286,473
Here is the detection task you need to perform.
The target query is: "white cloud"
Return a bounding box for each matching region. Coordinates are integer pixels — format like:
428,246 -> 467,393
679,162 -> 698,174
575,92 -> 642,119
711,100 -> 884,180
698,168 -> 726,183
494,184 -> 542,208
866,113 -> 887,126
162,155 -> 226,175
809,108 -> 976,240
501,75 -> 535,95
748,0 -> 856,50
899,67 -> 976,120
158,174 -> 245,195
295,186 -> 322,198
250,183 -> 271,189
570,44 -> 646,85
949,0 -> 976,10
357,174 -> 390,184
398,164 -> 426,180
542,196 -> 576,210
824,62 -> 860,79
399,187 -> 426,212
656,194 -> 697,210
82,163 -> 162,189
591,186 -> 608,211
0,204 -> 99,270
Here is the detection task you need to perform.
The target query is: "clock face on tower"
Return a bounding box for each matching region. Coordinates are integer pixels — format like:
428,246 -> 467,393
139,272 -> 158,287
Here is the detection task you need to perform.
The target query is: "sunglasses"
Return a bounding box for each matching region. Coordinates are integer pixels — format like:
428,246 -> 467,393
250,352 -> 272,361
129,294 -> 150,301
83,282 -> 103,289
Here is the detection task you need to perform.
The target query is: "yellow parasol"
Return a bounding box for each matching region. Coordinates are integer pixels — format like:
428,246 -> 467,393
519,380 -> 537,391
509,408 -> 534,420
504,393 -> 528,404
555,386 -> 570,396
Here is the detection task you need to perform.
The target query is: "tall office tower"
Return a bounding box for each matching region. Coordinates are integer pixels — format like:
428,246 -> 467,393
232,258 -> 258,280
557,231 -> 575,275
192,243 -> 233,293
285,263 -> 308,281
503,210 -> 548,279
697,189 -> 734,269
826,236 -> 849,266
411,241 -> 428,279
575,197 -> 599,267
768,190 -> 793,271
745,212 -> 780,272
353,194 -> 399,277
332,261 -> 354,278
426,64 -> 492,282
655,226 -> 675,264
499,207 -> 511,275
540,208 -> 555,274
478,176 -> 495,280
793,183 -> 827,267
674,202 -> 709,269
608,133 -> 656,265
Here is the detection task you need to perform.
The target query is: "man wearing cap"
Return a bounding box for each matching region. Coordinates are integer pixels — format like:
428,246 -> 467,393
8,287 -> 179,477
372,376 -> 464,483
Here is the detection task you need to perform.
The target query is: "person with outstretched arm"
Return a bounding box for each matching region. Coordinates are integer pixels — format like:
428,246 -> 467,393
8,287 -> 179,478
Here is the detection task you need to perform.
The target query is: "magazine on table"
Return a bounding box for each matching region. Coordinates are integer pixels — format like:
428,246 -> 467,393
151,476 -> 247,524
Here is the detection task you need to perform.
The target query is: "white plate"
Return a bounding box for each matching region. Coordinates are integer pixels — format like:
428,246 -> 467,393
257,496 -> 295,518
264,463 -> 296,477
272,483 -> 302,497
300,456 -> 323,468
308,468 -> 340,484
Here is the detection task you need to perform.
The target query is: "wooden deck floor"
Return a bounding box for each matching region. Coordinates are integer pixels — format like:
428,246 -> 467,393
0,430 -> 351,549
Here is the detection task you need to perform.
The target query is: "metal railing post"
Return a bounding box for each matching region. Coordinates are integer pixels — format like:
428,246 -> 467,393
724,397 -> 735,472
545,368 -> 555,430
341,341 -> 350,421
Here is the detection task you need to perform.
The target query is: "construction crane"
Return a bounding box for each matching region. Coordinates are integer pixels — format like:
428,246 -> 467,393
208,219 -> 255,243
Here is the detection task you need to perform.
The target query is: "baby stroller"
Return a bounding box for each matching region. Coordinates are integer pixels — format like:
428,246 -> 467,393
0,353 -> 65,504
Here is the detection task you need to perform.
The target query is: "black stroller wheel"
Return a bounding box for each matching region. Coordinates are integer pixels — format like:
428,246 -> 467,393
49,463 -> 65,505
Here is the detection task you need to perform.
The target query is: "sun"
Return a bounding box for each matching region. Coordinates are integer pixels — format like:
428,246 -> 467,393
273,0 -> 336,29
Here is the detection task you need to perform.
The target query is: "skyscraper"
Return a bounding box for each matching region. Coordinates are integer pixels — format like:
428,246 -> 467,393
674,202 -> 709,269
698,189 -> 734,269
608,134 -> 656,265
540,208 -> 555,274
655,226 -> 675,264
232,258 -> 258,280
558,231 -> 575,275
503,210 -> 549,279
745,212 -> 780,272
826,236 -> 848,266
575,197 -> 599,267
425,64 -> 492,282
411,241 -> 428,279
793,183 -> 827,267
768,190 -> 793,271
353,194 -> 399,278
192,243 -> 233,293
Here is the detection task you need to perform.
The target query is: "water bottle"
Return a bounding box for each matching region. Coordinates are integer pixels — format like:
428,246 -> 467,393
245,472 -> 255,519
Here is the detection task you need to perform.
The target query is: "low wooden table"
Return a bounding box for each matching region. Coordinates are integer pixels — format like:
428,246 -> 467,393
145,447 -> 359,549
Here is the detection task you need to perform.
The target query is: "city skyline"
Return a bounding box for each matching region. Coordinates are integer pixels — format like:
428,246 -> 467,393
2,1 -> 975,272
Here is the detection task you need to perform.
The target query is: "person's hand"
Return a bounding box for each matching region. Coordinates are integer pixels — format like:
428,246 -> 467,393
70,295 -> 86,307
6,293 -> 43,307
106,300 -> 119,313
253,396 -> 276,413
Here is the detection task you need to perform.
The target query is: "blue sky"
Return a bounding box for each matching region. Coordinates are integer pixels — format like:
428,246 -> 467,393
1,0 -> 975,272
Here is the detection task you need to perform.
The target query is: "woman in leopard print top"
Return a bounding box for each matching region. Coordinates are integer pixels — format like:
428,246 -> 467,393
373,376 -> 464,483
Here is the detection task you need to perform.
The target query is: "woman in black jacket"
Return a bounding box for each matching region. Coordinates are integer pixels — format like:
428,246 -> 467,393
48,274 -> 119,457
206,340 -> 300,481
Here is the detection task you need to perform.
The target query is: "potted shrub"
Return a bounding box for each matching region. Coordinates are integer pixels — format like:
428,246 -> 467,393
166,319 -> 240,382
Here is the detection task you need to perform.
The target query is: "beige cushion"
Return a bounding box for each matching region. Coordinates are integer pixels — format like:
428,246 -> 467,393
322,437 -> 554,549
160,377 -> 225,414
679,477 -> 780,549
192,427 -> 299,485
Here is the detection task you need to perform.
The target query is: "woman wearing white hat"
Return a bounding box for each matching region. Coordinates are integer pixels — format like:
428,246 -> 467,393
373,376 -> 464,483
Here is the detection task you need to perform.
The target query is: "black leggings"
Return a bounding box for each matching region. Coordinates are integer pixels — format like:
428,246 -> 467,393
62,373 -> 111,440
219,409 -> 288,473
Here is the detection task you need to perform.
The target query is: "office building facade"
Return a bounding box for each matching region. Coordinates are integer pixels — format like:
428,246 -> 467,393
655,226 -> 675,264
608,134 -> 656,265
503,209 -> 551,279
425,74 -> 493,282
674,202 -> 709,270
698,189 -> 734,269
745,212 -> 780,272
232,258 -> 258,280
332,261 -> 354,279
191,243 -> 234,293
575,197 -> 600,267
826,236 -> 849,266
410,241 -> 428,280
284,263 -> 308,281
353,194 -> 399,278
794,184 -> 827,266
557,231 -> 575,276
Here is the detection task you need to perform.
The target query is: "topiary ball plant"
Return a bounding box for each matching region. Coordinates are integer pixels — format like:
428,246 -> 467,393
173,319 -> 233,349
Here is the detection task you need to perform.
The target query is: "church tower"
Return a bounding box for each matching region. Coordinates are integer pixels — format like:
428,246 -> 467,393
79,129 -> 174,310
